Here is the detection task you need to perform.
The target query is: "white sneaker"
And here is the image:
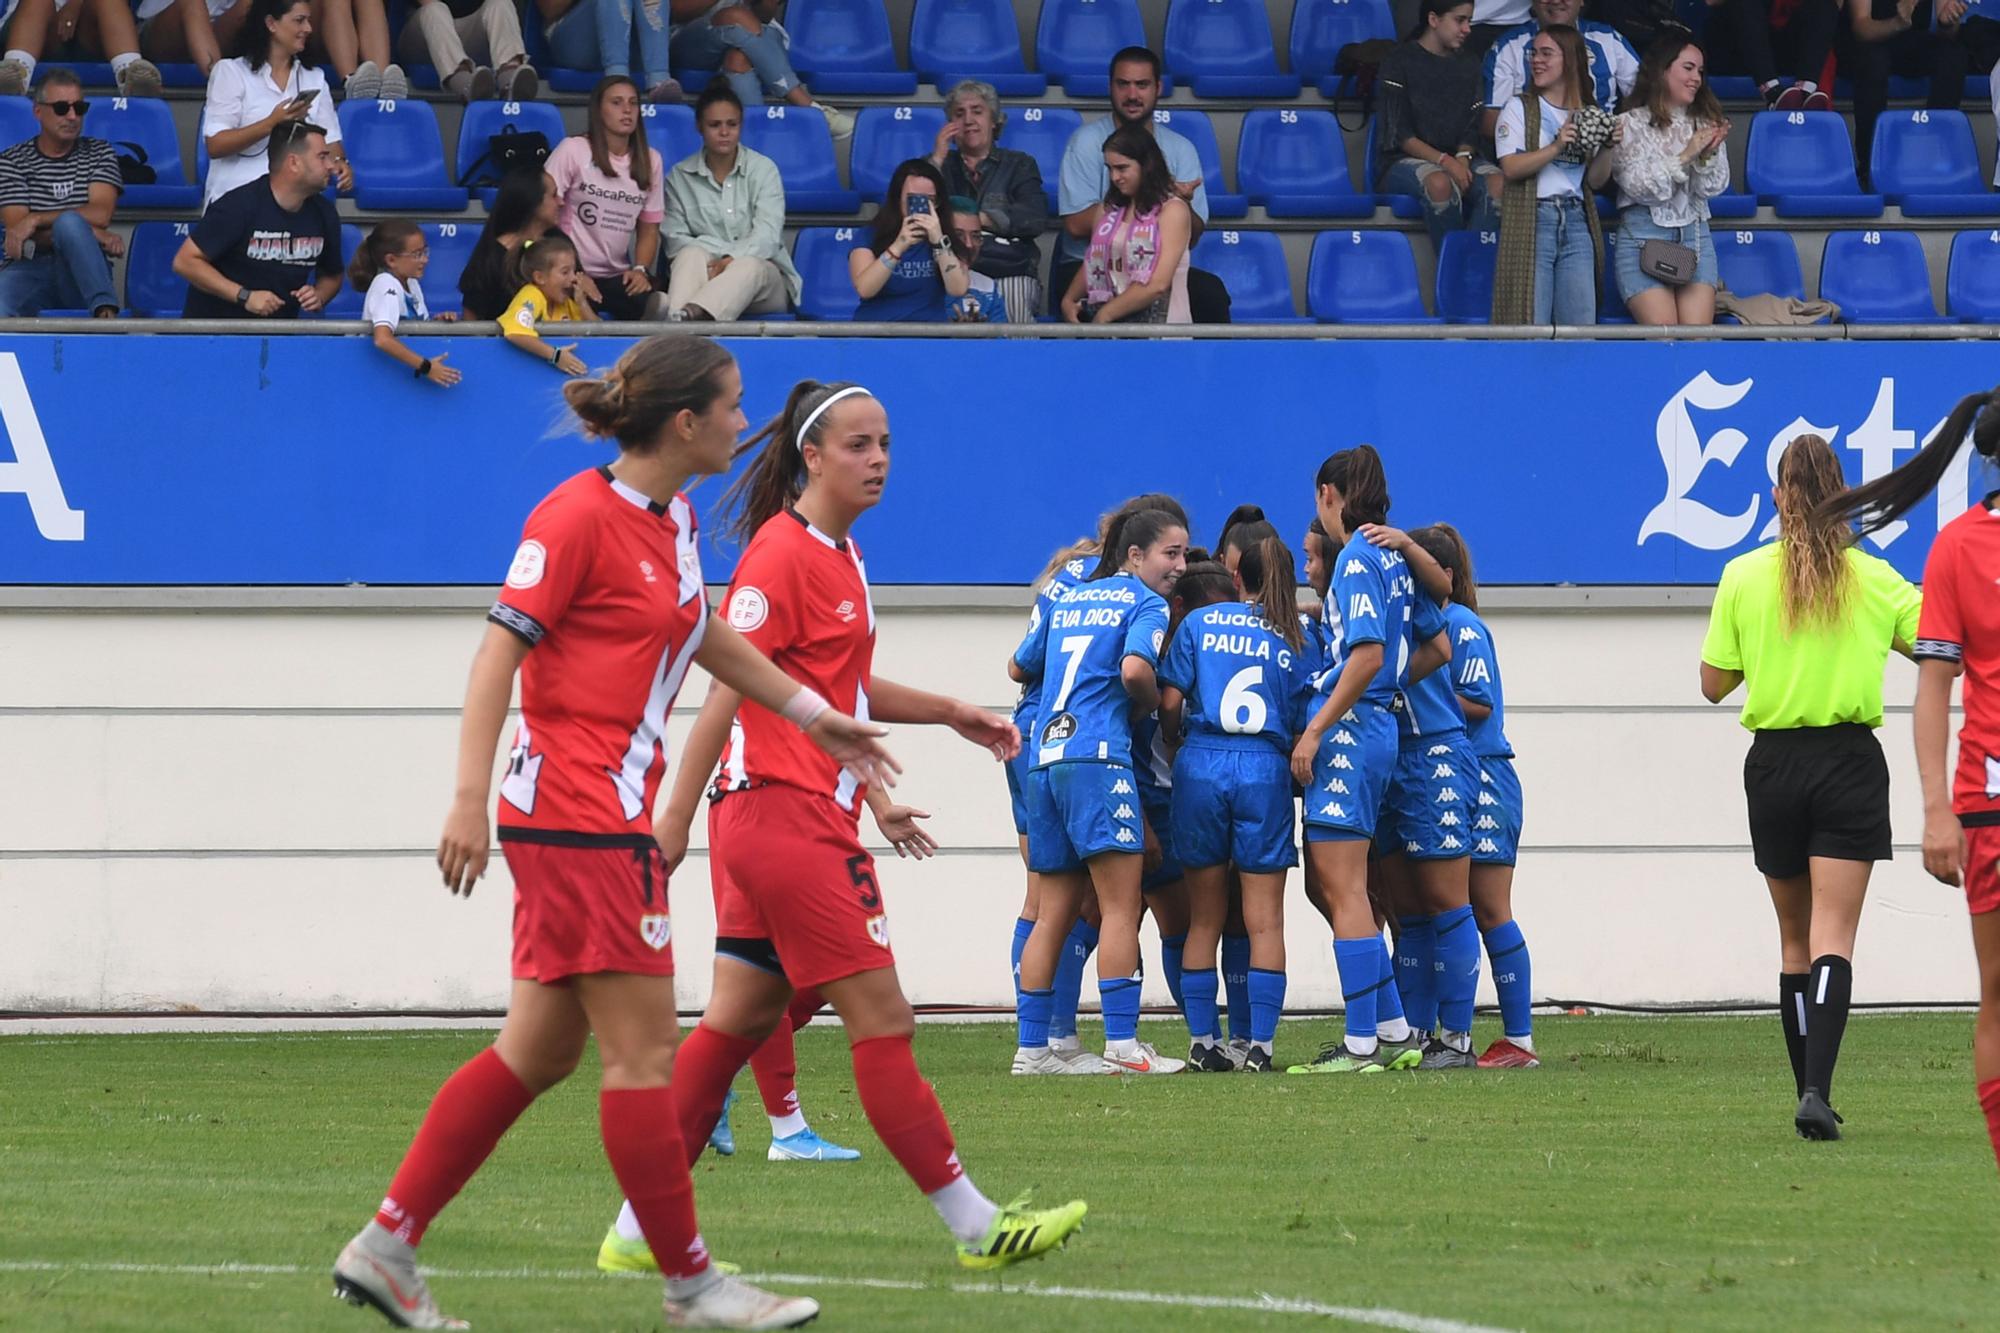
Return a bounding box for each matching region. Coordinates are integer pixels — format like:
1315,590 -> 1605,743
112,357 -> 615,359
813,101 -> 853,139
1014,1046 -> 1109,1075
663,1272 -> 819,1329
1102,1041 -> 1186,1075
344,60 -> 382,101
0,59 -> 29,97
1225,1037 -> 1252,1071
378,63 -> 410,100
332,1224 -> 468,1330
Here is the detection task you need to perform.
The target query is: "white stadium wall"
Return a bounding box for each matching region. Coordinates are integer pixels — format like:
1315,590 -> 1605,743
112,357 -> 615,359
0,597 -> 1974,1012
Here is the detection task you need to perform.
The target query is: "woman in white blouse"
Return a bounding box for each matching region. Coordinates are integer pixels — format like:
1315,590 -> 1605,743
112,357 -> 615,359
1611,36 -> 1731,326
201,0 -> 356,209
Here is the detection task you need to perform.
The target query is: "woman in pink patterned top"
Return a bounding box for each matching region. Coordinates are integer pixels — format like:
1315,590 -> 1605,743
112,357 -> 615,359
1059,123 -> 1191,326
544,74 -> 669,320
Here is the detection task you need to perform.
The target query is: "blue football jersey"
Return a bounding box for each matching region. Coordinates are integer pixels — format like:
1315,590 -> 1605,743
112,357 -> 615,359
1159,603 -> 1314,751
1394,593 -> 1468,741
1321,534 -> 1432,708
1445,602 -> 1513,759
1017,572 -> 1169,769
1010,557 -> 1091,740
1130,709 -> 1174,791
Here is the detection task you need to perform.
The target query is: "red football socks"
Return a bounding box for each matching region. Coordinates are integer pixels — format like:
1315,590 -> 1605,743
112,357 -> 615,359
749,987 -> 824,1119
851,1034 -> 963,1193
1980,1078 -> 2000,1172
600,1088 -> 709,1281
374,1047 -> 535,1245
670,1023 -> 760,1168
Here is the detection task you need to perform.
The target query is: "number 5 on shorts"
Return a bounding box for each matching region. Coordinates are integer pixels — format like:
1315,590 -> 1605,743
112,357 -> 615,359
846,854 -> 882,911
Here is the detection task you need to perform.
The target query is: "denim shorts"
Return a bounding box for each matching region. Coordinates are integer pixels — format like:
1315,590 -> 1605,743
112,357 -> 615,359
1614,211 -> 1718,302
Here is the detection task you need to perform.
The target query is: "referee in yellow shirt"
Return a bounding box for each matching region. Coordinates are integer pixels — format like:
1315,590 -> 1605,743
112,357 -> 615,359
1700,435 -> 1922,1143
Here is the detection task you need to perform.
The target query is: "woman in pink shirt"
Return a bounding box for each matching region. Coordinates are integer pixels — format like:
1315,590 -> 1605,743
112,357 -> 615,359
1059,124 -> 1190,326
544,75 -> 668,320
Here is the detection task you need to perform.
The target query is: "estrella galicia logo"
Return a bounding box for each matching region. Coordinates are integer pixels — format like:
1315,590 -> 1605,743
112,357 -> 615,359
1039,712 -> 1077,748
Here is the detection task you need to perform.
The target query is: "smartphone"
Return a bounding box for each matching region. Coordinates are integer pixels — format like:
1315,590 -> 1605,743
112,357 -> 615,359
907,194 -> 932,216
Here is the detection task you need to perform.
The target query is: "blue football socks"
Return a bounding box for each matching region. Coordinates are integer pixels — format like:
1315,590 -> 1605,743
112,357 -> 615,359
1160,932 -> 1187,1016
1010,917 -> 1033,1006
1332,937 -> 1381,1050
1482,918 -> 1533,1042
1181,967 -> 1220,1045
1396,914 -> 1437,1035
1017,987 -> 1052,1051
1434,904 -> 1481,1037
1221,933 -> 1251,1042
1099,975 -> 1141,1044
1247,967 -> 1286,1047
1048,918 -> 1098,1042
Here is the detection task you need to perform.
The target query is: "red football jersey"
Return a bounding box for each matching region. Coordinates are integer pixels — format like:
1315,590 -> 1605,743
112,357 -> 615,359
1915,496 -> 2000,822
715,509 -> 876,818
488,467 -> 709,839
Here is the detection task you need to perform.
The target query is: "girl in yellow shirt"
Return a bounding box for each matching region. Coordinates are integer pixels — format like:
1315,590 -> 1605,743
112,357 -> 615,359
499,235 -> 593,376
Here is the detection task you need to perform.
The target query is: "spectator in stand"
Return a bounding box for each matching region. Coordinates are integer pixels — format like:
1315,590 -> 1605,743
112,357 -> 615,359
1705,0 -> 1839,109
1612,35 -> 1728,325
539,0 -> 676,102
397,0 -> 538,102
175,118 -> 342,317
460,166 -> 565,320
1060,124 -> 1191,325
848,157 -> 969,322
1847,0 -> 1991,189
671,1 -> 854,139
661,83 -> 797,321
1583,0 -> 1682,54
1484,0 -> 1638,137
930,78 -> 1045,323
499,231 -> 592,374
0,0 -> 164,95
202,0 -> 353,210
1492,25 -> 1619,324
546,75 -> 668,321
350,218 -> 464,386
0,68 -> 121,317
1378,0 -> 1498,256
1469,0 -> 1527,55
137,0 -> 251,79
947,198 -> 1007,322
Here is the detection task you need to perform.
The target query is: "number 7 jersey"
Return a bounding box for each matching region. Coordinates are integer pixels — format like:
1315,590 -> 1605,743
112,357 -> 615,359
1014,572 -> 1168,769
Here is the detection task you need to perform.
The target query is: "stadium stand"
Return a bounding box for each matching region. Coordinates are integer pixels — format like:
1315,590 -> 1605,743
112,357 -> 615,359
740,106 -> 860,213
1189,228 -> 1306,321
851,103 -> 947,198
793,225 -> 866,319
1745,111 -> 1885,218
1307,228 -> 1436,323
336,100 -> 470,212
1034,0 -> 1153,98
1237,108 -> 1373,218
123,220 -> 192,316
1434,228 -> 1498,324
1149,107 -> 1246,218
995,103 -> 1080,211
1870,110 -> 2000,218
83,97 -> 201,210
1289,0 -> 1395,87
1714,228 -> 1807,302
786,0 -> 920,95
1163,0 -> 1302,99
1818,229 -> 1948,323
1946,227 -> 2000,321
910,0 -> 1048,95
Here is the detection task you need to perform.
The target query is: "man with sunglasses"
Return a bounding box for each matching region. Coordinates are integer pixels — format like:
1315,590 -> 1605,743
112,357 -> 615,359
0,67 -> 123,317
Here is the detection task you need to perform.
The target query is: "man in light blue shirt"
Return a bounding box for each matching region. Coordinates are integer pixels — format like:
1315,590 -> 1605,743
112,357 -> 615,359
1054,46 -> 1208,314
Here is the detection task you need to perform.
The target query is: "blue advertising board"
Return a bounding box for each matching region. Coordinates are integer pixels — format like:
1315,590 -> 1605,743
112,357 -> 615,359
1,333 -> 1995,585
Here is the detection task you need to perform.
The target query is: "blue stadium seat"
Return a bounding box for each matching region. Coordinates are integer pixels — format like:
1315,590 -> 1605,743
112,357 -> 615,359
996,104 -> 1080,210
1713,228 -> 1804,301
1871,109 -> 2000,217
1236,108 -> 1372,218
792,225 -> 865,319
1745,111 -> 1883,218
1362,117 -> 1423,219
325,224 -> 367,317
1290,0 -> 1395,84
83,97 -> 200,208
740,106 -> 859,212
0,94 -> 32,148
455,99 -> 568,187
641,103 -> 700,170
519,12 -> 594,94
1819,230 -> 1946,323
1189,230 -> 1306,321
1035,0 -> 1152,98
851,104 -> 946,199
911,0 -> 1047,95
1149,108 -> 1246,218
123,220 -> 192,315
786,0 -> 919,95
1307,229 -> 1436,323
1164,0 -> 1301,98
1434,227 -> 1498,323
420,221 -> 482,314
1947,229 -> 2000,321
337,100 -> 469,211
1598,230 -> 1631,323
1708,181 -> 1758,220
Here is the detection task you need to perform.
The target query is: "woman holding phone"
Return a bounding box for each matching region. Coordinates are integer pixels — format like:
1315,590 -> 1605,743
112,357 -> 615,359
848,158 -> 969,323
201,0 -> 353,209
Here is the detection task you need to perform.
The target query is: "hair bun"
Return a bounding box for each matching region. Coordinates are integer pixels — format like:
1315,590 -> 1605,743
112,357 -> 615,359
1976,388 -> 2000,459
563,376 -> 623,439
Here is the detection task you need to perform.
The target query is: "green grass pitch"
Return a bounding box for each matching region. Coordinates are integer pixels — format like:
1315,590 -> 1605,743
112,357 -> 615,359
2,1015 -> 1996,1331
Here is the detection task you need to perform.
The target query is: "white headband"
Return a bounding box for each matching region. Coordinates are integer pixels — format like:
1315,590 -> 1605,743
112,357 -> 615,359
796,385 -> 874,451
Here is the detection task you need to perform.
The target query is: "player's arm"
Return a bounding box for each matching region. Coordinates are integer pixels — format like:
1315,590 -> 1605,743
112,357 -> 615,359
437,623 -> 533,895
1456,694 -> 1493,724
1291,640 -> 1384,786
1406,629 -> 1451,686
1119,653 -> 1160,714
1359,524 -> 1451,602
1700,563 -> 1745,701
871,674 -> 1020,761
1914,657 -> 1966,887
695,614 -> 898,785
654,677 -> 740,872
1159,684 -> 1186,758
866,783 -> 937,860
1699,662 -> 1743,702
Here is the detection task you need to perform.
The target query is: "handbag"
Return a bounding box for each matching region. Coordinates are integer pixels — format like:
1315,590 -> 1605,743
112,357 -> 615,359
457,125 -> 551,187
1638,237 -> 1697,286
113,141 -> 156,186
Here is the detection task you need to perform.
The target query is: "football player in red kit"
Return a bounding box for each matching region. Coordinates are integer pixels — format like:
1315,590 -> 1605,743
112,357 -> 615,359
330,337 -> 896,1332
605,380 -> 1089,1273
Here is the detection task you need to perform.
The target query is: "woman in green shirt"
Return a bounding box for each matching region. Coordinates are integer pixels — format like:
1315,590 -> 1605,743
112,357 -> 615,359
1700,433 -> 1922,1143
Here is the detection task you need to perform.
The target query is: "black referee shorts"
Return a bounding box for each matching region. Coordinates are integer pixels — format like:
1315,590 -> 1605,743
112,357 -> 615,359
1743,723 -> 1893,879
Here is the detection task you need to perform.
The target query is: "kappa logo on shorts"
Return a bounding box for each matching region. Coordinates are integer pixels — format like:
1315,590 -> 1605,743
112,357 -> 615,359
638,913 -> 672,951
1110,778 -> 1133,795
1475,838 -> 1499,855
1405,841 -> 1421,854
1328,754 -> 1353,771
1440,811 -> 1462,828
1474,814 -> 1500,831
505,540 -> 546,589
1427,745 -> 1451,757
728,586 -> 769,631
1436,787 -> 1461,804
1431,763 -> 1456,779
866,914 -> 890,948
1115,827 -> 1137,845
1480,768 -> 1493,783
1440,834 -> 1463,851
1478,790 -> 1500,807
1323,777 -> 1350,795
1319,802 -> 1348,820
1332,729 -> 1356,746
1113,804 -> 1135,820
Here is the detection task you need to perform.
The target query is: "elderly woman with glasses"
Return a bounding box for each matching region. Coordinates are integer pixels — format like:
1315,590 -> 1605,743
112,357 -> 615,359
927,78 -> 1046,323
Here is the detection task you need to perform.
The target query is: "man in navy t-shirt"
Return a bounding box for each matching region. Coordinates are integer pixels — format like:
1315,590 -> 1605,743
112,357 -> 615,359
175,122 -> 342,318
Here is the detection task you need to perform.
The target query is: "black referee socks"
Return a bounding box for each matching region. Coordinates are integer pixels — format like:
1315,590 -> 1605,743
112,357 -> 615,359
1804,955 -> 1855,1105
1780,972 -> 1809,1099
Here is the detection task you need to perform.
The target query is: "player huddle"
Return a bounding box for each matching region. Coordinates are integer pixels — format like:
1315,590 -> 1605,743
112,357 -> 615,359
1006,448 -> 1538,1077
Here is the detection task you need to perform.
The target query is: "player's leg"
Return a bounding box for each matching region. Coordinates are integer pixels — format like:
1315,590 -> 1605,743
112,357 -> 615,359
1219,869 -> 1252,1056
1008,752 -> 1039,1009
1046,887 -> 1101,1061
1970,874 -> 2000,1172
1179,861 -> 1231,1069
752,985 -> 861,1161
1238,868 -> 1287,1071
1796,855 -> 1871,1139
1142,790 -> 1189,1019
1236,750 -> 1300,1072
1411,852 -> 1479,1069
1471,862 -> 1537,1067
1090,845 -> 1178,1072
334,977 -> 584,1328
1017,766 -> 1102,1072
1380,851 -> 1436,1041
1765,871 -> 1814,1100
1289,834 -> 1391,1072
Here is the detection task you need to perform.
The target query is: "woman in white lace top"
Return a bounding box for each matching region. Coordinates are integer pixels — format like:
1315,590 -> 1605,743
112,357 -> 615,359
1611,37 -> 1732,326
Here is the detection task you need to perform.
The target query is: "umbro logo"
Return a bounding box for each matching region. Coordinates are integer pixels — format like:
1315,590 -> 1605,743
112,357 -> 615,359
835,599 -> 857,622
1111,779 -> 1133,795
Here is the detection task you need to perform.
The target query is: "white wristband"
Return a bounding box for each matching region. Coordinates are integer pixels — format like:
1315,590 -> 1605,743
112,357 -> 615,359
781,687 -> 829,730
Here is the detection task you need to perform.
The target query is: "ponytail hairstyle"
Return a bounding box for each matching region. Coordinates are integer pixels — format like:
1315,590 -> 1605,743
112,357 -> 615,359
1410,523 -> 1480,612
1315,445 -> 1391,535
1817,384 -> 2000,537
1236,535 -> 1306,652
720,379 -> 873,542
1035,535 -> 1100,585
1768,434 -> 1855,631
1220,517 -> 1279,568
507,232 -> 578,295
348,218 -> 421,294
1214,502 -> 1267,554
563,333 -> 736,453
1094,507 -> 1182,580
1171,561 -> 1237,621
1183,544 -> 1213,565
1096,491 -> 1190,576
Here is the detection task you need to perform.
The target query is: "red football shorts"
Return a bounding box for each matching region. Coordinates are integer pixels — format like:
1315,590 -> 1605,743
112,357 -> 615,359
1966,824 -> 2000,917
502,838 -> 676,983
709,783 -> 895,990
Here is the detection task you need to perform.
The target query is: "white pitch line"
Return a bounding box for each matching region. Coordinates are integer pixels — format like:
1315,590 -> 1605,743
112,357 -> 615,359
0,1259 -> 1518,1333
